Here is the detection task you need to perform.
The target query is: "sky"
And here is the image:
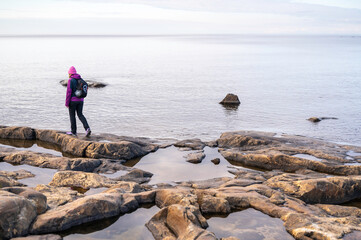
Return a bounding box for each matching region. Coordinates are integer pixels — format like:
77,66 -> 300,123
0,0 -> 360,35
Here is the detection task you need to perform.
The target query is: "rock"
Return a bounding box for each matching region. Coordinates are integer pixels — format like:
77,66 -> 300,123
2,151 -> 102,173
267,174 -> 361,204
30,192 -> 123,234
49,171 -> 118,189
0,175 -> 25,188
0,126 -> 35,140
211,158 -> 220,164
174,139 -> 206,150
186,151 -> 205,164
206,141 -> 218,147
103,181 -> 143,194
221,237 -> 240,240
308,117 -> 338,123
59,79 -> 107,88
181,177 -> 233,189
0,190 -> 37,239
219,93 -> 240,105
3,187 -> 47,214
221,149 -> 361,176
35,185 -> 82,209
0,127 -> 158,161
0,169 -> 35,180
85,141 -> 149,160
114,169 -> 153,184
308,117 -> 321,122
217,132 -> 269,149
316,204 -> 361,218
155,189 -> 198,208
199,194 -> 231,214
146,204 -> 215,240
11,234 -> 62,240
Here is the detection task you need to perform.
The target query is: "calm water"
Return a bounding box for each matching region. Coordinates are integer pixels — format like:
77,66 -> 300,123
0,35 -> 360,145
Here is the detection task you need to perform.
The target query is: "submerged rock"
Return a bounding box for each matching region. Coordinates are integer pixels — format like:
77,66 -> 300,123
219,93 -> 241,105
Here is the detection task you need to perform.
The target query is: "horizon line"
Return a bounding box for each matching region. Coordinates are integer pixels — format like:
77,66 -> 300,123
0,33 -> 360,38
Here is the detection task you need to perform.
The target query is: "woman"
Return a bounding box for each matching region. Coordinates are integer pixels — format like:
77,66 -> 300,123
65,66 -> 91,137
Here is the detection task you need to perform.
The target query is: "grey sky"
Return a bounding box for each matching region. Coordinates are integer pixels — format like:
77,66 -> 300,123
0,0 -> 360,35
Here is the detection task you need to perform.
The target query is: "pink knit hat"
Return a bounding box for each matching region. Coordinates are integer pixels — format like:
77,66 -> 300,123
68,66 -> 77,74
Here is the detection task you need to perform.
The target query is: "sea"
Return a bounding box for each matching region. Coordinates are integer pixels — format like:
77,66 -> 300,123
0,35 -> 360,145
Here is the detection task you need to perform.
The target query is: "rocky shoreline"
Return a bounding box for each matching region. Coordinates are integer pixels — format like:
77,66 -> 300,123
1,126 -> 361,239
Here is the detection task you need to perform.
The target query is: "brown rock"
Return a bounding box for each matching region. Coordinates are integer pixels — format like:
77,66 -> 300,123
11,234 -> 62,240
0,190 -> 37,239
49,171 -> 118,189
30,192 -> 123,234
155,189 -> 198,208
199,194 -> 231,214
0,169 -> 35,180
3,187 -> 47,214
219,93 -> 241,105
186,151 -> 205,164
308,117 -> 321,122
85,141 -> 148,160
0,175 -> 25,188
174,139 -> 206,150
35,184 -> 82,209
146,204 -> 214,240
114,169 -> 153,184
0,126 -> 35,140
211,158 -> 220,164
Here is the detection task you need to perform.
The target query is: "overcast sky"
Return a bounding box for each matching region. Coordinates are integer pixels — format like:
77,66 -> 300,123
0,0 -> 360,35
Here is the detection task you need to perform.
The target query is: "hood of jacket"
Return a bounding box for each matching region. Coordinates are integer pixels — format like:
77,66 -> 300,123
70,73 -> 81,79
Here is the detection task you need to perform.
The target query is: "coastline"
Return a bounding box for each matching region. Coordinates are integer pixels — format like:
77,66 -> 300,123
1,126 -> 361,239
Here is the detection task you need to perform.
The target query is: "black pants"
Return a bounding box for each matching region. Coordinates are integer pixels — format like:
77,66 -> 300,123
69,101 -> 90,134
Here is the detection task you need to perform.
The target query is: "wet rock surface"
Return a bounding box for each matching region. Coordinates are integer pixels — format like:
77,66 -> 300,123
1,127 -> 361,239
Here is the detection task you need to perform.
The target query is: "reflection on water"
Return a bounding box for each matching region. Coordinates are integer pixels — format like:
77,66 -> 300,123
126,146 -> 236,184
206,208 -> 293,240
0,162 -> 57,187
0,138 -> 70,157
62,204 -> 158,240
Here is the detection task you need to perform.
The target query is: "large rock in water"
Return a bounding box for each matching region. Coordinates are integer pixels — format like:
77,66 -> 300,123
219,93 -> 241,105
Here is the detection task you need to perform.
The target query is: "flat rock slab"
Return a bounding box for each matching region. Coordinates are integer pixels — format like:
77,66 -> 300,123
0,127 -> 159,161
